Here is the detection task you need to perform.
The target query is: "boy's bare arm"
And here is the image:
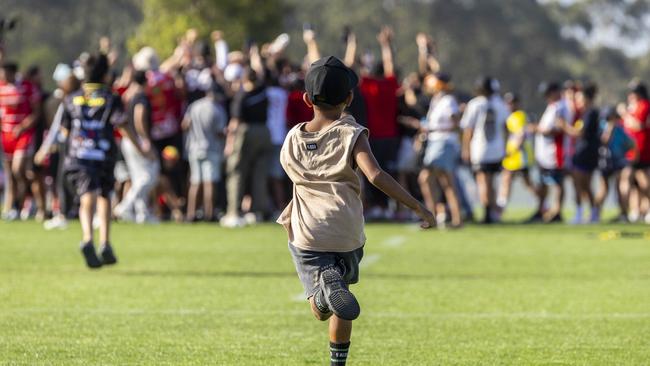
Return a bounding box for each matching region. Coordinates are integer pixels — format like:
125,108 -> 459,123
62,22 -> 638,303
353,133 -> 435,227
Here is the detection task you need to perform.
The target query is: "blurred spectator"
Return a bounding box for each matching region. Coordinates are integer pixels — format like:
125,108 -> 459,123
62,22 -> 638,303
221,64 -> 273,227
182,82 -> 227,222
114,70 -> 159,223
359,27 -> 400,219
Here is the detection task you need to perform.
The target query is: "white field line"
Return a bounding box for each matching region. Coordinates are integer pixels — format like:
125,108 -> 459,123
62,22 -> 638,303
359,253 -> 381,268
4,308 -> 650,320
381,235 -> 407,248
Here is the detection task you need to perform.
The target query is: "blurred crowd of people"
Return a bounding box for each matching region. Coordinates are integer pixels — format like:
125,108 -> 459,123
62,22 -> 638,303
1,26 -> 650,229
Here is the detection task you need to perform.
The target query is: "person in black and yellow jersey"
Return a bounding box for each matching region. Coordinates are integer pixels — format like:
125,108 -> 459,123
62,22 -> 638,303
59,53 -> 147,268
496,92 -> 537,218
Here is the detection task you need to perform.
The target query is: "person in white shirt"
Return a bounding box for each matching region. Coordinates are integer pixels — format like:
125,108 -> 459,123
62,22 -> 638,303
417,72 -> 463,228
461,77 -> 507,224
528,82 -> 571,223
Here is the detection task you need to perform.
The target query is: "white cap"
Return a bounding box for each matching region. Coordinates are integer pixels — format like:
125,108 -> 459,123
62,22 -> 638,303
224,63 -> 243,82
52,63 -> 72,83
132,46 -> 160,71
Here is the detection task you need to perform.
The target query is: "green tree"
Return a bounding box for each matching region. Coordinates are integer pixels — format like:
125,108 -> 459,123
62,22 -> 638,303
129,0 -> 287,59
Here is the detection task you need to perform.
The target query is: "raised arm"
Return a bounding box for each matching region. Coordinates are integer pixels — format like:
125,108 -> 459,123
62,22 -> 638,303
249,43 -> 265,81
353,132 -> 435,227
377,26 -> 394,77
416,33 -> 440,75
303,29 -> 321,65
344,32 -> 357,68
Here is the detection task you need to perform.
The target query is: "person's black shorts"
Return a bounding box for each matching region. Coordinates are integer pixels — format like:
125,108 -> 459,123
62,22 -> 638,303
572,162 -> 596,174
288,242 -> 364,299
473,162 -> 502,173
65,161 -> 115,198
632,161 -> 650,170
539,168 -> 564,186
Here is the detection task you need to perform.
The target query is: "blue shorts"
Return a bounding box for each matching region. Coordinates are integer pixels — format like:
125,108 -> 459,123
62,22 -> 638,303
539,168 -> 564,186
423,139 -> 460,173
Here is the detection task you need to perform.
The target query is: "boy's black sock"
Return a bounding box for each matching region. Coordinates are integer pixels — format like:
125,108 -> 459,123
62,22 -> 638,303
330,341 -> 350,365
313,289 -> 330,314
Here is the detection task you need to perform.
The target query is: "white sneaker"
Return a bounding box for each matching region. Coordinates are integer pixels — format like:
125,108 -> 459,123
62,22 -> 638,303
243,212 -> 258,225
644,212 -> 650,225
114,204 -> 135,222
43,215 -> 68,230
2,209 -> 18,221
436,213 -> 447,229
220,214 -> 246,228
629,211 -> 640,223
20,208 -> 32,221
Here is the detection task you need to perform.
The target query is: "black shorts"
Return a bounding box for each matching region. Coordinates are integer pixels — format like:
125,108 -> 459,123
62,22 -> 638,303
65,161 -> 115,198
473,162 -> 502,173
288,243 -> 364,299
539,168 -> 564,186
632,161 -> 650,170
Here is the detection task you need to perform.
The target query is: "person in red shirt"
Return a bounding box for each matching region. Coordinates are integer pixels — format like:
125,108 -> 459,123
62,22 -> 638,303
0,62 -> 42,220
358,27 -> 400,217
285,77 -> 313,129
618,82 -> 650,222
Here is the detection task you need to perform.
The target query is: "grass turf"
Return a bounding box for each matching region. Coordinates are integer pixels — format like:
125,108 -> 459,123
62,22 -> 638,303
0,220 -> 649,365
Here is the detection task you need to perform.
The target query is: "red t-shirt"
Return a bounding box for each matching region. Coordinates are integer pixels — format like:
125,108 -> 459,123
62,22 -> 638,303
286,89 -> 313,129
146,70 -> 182,141
0,80 -> 40,134
359,75 -> 399,139
625,99 -> 650,162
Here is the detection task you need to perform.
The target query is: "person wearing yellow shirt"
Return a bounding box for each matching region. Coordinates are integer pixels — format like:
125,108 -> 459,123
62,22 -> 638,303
496,93 -> 537,216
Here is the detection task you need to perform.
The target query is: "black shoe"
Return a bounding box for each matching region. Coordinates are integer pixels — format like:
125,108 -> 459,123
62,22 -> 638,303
80,242 -> 102,269
523,212 -> 543,224
319,267 -> 360,321
548,214 -> 563,223
99,243 -> 118,265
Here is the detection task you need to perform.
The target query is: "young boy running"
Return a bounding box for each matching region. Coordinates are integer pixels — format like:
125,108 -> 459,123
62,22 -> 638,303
60,53 -> 143,268
277,56 -> 436,365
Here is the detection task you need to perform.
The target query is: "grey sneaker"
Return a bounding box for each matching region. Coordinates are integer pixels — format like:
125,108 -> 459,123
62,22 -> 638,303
319,267 -> 360,320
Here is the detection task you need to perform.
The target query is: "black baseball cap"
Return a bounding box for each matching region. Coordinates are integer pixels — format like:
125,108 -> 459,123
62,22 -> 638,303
305,56 -> 358,107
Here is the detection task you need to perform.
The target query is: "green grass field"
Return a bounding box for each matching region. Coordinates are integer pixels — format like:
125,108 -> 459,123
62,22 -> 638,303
1,220 -> 649,365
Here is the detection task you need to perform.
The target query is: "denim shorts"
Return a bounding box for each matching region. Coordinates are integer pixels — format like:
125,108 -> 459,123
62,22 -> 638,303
288,243 -> 364,299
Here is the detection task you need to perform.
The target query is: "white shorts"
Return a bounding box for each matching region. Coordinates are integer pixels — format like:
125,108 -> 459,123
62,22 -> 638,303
189,154 -> 222,184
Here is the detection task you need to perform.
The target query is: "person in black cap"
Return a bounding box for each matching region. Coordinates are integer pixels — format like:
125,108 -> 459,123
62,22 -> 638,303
277,56 -> 435,366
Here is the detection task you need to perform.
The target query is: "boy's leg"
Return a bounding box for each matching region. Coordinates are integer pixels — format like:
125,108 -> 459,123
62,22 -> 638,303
417,169 -> 436,213
186,183 -> 199,222
329,315 -> 352,365
309,295 -> 333,321
497,170 -> 513,211
438,171 -> 462,227
202,181 -> 214,221
97,195 -> 111,245
79,191 -> 102,268
79,192 -> 96,243
97,194 -> 118,265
